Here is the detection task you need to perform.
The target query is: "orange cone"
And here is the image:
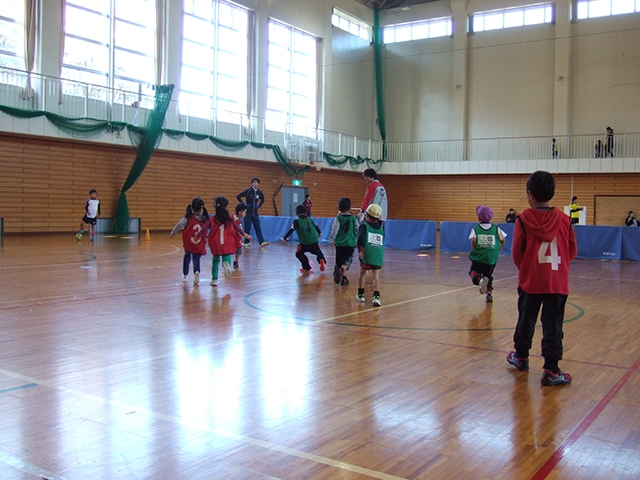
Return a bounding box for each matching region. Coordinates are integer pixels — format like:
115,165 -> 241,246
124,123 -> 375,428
143,229 -> 151,241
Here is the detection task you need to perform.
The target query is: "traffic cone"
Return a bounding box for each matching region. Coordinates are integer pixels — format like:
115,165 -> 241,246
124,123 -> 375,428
143,229 -> 151,241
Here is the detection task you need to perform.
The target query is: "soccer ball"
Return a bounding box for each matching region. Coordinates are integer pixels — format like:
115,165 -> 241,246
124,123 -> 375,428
76,232 -> 83,240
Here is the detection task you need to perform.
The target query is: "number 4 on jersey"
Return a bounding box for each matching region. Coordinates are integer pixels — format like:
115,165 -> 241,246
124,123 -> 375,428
538,237 -> 561,270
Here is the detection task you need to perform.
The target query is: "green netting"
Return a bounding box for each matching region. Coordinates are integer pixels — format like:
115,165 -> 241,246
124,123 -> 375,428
323,152 -> 384,170
373,7 -> 387,160
115,84 -> 174,234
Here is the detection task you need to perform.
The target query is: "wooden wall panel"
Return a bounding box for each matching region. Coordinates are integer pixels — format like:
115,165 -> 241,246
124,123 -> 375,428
1,132 -> 640,233
595,196 -> 640,226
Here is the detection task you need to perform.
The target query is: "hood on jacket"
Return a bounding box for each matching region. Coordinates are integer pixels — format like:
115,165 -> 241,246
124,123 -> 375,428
519,207 -> 565,242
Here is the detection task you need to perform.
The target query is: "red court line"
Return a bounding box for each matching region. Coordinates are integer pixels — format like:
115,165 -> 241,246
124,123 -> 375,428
531,356 -> 640,480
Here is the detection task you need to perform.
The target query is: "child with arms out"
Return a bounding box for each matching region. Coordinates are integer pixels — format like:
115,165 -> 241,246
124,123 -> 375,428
281,205 -> 326,273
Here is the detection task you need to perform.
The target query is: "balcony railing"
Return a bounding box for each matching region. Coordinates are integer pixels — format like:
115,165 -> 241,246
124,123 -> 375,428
1,67 -> 638,163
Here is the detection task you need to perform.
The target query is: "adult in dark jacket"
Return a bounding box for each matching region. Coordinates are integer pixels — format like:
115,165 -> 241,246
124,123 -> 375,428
236,177 -> 268,246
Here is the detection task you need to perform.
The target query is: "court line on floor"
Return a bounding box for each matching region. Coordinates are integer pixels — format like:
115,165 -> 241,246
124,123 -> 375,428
531,356 -> 640,480
0,451 -> 67,480
0,368 -> 407,480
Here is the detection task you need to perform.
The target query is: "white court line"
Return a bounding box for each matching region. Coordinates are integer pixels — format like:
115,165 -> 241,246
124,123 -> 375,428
0,368 -> 406,480
319,275 -> 519,324
0,451 -> 68,480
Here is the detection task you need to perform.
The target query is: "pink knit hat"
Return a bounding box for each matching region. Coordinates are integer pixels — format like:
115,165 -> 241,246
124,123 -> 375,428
476,205 -> 494,223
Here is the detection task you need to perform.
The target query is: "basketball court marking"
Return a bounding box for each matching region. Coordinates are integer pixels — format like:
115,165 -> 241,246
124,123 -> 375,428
0,367 -> 407,480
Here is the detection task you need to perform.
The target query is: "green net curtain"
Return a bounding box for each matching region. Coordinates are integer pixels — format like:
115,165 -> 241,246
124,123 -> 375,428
114,84 -> 174,234
373,7 -> 387,160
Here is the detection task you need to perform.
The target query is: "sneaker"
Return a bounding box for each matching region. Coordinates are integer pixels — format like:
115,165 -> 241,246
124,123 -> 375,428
299,267 -> 312,274
260,242 -> 269,247
222,261 -> 231,278
210,279 -> 218,286
479,276 -> 489,294
90,235 -> 95,242
470,271 -> 481,286
356,293 -> 365,302
244,243 -> 250,248
541,369 -> 572,386
340,276 -> 349,286
193,272 -> 200,285
319,259 -> 326,271
506,351 -> 529,371
486,292 -> 493,303
233,261 -> 239,269
182,275 -> 188,282
333,266 -> 342,284
372,295 -> 381,307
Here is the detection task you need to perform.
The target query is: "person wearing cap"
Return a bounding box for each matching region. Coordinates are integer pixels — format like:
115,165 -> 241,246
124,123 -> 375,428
469,205 -> 507,303
356,203 -> 384,307
359,168 -> 388,223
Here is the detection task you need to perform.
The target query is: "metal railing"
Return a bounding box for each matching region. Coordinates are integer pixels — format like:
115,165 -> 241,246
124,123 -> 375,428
1,67 -> 638,163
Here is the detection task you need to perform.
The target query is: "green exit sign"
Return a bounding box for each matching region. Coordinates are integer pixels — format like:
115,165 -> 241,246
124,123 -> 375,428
292,179 -> 302,186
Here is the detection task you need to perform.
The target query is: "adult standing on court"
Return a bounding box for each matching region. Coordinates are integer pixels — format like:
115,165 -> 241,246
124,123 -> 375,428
359,168 -> 388,222
236,177 -> 269,247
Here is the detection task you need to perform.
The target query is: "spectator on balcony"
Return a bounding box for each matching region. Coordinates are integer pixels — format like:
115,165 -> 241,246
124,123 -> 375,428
605,126 -> 614,157
594,139 -> 602,158
551,138 -> 558,158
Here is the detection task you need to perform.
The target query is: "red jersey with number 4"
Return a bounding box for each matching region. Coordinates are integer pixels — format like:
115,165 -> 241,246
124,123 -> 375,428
182,216 -> 208,255
512,207 -> 577,295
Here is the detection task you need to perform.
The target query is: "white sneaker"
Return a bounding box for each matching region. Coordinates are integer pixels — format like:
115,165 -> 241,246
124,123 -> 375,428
182,275 -> 188,282
210,279 -> 218,286
193,272 -> 200,285
222,261 -> 231,278
479,276 -> 489,295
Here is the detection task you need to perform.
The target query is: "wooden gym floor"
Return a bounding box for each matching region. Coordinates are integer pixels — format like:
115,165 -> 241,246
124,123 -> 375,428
0,233 -> 639,479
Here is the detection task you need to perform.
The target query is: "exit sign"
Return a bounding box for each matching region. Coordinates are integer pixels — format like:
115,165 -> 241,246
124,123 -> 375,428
292,179 -> 302,186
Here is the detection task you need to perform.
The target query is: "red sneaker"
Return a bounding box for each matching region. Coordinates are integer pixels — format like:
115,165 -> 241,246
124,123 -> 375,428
319,259 -> 326,271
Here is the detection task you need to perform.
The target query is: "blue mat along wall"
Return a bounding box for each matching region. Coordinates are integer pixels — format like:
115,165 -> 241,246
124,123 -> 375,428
256,216 -> 638,261
259,216 -> 438,251
439,221 -> 639,262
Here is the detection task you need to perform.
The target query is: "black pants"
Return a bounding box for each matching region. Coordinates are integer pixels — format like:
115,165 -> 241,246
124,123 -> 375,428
513,288 -> 567,370
469,261 -> 496,292
296,243 -> 326,270
335,246 -> 355,271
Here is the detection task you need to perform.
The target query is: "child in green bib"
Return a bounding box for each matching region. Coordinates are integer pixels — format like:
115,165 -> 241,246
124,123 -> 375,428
282,205 -> 326,273
357,204 -> 384,307
469,205 -> 506,302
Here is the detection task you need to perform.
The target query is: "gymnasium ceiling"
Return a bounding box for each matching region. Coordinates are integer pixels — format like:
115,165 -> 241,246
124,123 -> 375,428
353,0 -> 437,10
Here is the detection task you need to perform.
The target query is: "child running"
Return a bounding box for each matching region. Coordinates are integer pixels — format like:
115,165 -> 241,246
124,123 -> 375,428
329,197 -> 358,285
356,204 -> 384,307
77,189 -> 100,241
281,205 -> 326,274
233,203 -> 248,269
507,170 -> 578,386
170,197 -> 209,285
206,196 -> 251,286
468,205 -> 506,302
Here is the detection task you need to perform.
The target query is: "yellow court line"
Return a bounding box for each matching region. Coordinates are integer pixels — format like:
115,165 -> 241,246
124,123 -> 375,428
0,368 -> 407,480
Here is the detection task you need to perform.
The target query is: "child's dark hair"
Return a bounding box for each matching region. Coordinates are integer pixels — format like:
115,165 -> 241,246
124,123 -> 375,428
251,177 -> 260,184
235,203 -> 247,215
363,168 -> 377,179
295,205 -> 307,216
89,189 -> 97,195
338,197 -> 351,212
185,197 -> 208,218
526,171 -> 555,203
305,194 -> 310,200
213,196 -> 231,224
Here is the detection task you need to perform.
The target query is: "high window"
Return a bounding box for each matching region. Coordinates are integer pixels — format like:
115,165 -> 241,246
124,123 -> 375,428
471,3 -> 553,33
0,1 -> 24,70
266,20 -> 317,135
577,0 -> 640,18
63,0 -> 155,101
331,8 -> 372,41
383,17 -> 453,44
180,0 -> 249,121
